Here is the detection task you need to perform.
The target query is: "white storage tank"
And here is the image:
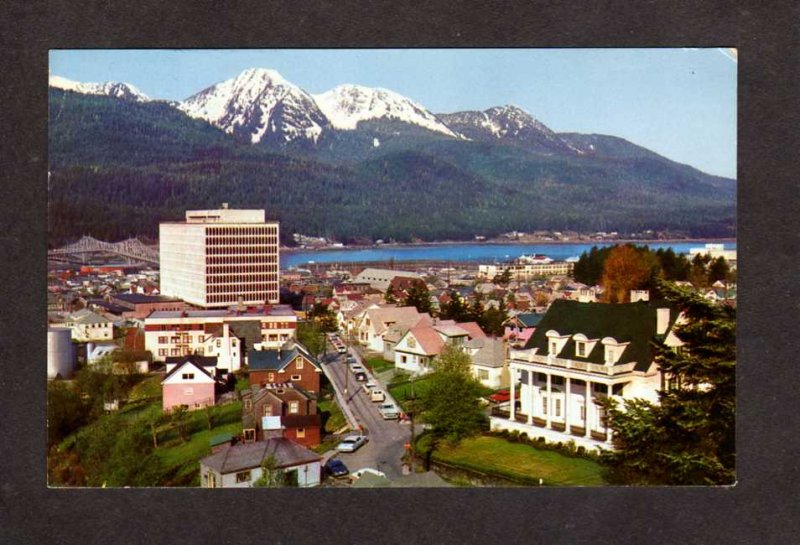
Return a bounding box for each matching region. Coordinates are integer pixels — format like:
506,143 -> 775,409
48,327 -> 75,379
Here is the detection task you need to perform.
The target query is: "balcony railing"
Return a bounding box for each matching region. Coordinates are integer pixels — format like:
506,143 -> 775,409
491,408 -> 609,440
509,350 -> 637,376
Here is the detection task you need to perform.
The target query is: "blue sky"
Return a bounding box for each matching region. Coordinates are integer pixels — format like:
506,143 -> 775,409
50,49 -> 737,178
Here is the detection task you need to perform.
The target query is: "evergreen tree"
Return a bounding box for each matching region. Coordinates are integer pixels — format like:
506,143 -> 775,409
708,257 -> 731,284
601,281 -> 736,485
439,290 -> 470,322
402,281 -> 431,314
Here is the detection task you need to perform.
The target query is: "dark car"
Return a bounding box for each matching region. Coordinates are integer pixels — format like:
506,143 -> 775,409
324,458 -> 350,478
354,371 -> 367,382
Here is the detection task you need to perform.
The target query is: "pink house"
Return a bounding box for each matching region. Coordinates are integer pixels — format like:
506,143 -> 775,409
162,359 -> 216,412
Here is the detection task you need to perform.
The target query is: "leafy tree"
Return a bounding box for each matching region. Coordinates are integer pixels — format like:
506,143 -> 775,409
600,245 -> 658,303
419,343 -> 488,444
601,281 -> 736,485
297,321 -> 326,357
478,305 -> 508,337
492,268 -> 513,287
309,302 -> 338,332
47,380 -> 89,447
252,454 -> 288,487
170,405 -> 189,443
402,281 -> 431,314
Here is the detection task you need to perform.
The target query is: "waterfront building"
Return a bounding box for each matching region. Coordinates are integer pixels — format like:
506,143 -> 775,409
353,268 -> 421,292
491,298 -> 683,451
478,260 -> 574,281
688,243 -> 737,268
159,205 -> 279,308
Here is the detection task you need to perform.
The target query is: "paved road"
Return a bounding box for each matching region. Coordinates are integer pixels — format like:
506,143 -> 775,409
323,348 -> 413,480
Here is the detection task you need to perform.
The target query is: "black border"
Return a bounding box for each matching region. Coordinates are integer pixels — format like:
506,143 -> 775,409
2,1 -> 799,543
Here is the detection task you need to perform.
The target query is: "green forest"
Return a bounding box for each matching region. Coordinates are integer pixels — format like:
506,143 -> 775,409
48,89 -> 736,247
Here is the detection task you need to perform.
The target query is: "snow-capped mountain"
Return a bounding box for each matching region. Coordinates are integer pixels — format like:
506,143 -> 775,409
313,84 -> 457,137
439,105 -> 581,154
178,68 -> 329,144
49,75 -> 150,102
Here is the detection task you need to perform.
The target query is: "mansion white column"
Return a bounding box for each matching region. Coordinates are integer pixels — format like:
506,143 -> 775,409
545,373 -> 552,429
606,383 -> 614,444
585,379 -> 593,438
565,377 -> 571,432
527,369 -> 533,425
509,364 -> 516,420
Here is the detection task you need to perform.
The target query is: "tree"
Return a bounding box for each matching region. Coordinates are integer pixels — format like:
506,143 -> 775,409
252,454 -> 288,487
493,268 -> 512,287
601,281 -> 736,485
419,343 -> 488,444
478,305 -> 508,337
707,256 -> 730,284
600,245 -> 658,303
402,281 -> 431,314
297,321 -> 325,356
439,290 -> 470,322
47,380 -> 89,447
384,284 -> 397,305
309,302 -> 338,332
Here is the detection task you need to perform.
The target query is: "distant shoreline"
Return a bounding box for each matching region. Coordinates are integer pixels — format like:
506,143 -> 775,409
280,237 -> 737,254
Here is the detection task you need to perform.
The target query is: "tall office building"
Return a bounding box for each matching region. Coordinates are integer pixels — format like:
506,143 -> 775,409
160,205 -> 279,308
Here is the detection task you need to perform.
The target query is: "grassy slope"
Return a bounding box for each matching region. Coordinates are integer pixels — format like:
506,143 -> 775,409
432,435 -> 607,486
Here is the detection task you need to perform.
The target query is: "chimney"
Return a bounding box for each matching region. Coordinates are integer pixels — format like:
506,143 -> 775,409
656,308 -> 670,335
630,290 -> 650,303
221,202 -> 229,209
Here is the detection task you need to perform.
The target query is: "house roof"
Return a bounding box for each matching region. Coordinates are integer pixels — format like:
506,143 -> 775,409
165,354 -> 218,368
200,437 -> 321,474
161,359 -> 216,383
363,306 -> 422,335
454,321 -> 486,339
515,313 -> 545,328
523,299 -> 677,371
248,344 -> 320,372
69,308 -> 111,325
467,338 -> 506,368
408,326 -> 445,355
229,320 -> 262,351
113,293 -> 183,304
433,324 -> 469,338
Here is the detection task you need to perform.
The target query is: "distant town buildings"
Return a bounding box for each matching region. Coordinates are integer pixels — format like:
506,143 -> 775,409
688,243 -> 737,268
478,260 -> 574,281
159,205 -> 280,308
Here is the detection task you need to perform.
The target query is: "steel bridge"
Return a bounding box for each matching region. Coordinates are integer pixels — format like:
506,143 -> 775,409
48,236 -> 159,265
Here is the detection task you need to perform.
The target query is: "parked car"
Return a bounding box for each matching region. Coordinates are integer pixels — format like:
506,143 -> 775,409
324,458 -> 349,478
363,379 -> 377,391
336,435 -> 368,453
349,363 -> 365,374
488,389 -> 518,404
354,372 -> 367,382
370,389 -> 385,402
377,402 -> 399,420
351,467 -> 386,480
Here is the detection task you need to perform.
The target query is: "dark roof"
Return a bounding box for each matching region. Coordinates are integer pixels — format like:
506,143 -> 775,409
200,437 -> 320,474
230,320 -> 262,351
523,299 -> 676,372
162,358 -> 216,381
249,344 -> 319,372
165,354 -> 218,367
516,313 -> 545,328
113,293 -> 183,304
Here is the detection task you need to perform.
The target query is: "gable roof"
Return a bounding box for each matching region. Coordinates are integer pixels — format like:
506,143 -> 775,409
200,437 -> 321,474
467,338 -> 506,368
523,299 -> 677,371
248,344 -> 320,372
161,359 -> 216,384
515,313 -> 545,328
454,321 -> 486,340
229,320 -> 262,351
407,326 -> 445,355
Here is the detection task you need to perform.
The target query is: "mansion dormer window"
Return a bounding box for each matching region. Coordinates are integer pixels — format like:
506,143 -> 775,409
576,342 -> 587,357
549,342 -> 558,354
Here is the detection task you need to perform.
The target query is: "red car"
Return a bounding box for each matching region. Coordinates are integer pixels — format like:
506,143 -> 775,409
488,389 -> 518,403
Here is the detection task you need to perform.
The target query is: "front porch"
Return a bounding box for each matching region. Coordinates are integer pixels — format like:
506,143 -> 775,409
489,407 -> 613,451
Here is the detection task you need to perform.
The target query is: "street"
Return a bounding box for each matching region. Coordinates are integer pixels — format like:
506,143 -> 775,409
322,347 -> 413,480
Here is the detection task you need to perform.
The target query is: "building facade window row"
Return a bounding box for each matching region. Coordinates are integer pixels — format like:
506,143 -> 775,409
205,226 -> 278,236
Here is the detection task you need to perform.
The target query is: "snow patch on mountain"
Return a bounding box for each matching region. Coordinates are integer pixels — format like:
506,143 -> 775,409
314,84 -> 457,137
179,68 -> 328,144
49,75 -> 150,102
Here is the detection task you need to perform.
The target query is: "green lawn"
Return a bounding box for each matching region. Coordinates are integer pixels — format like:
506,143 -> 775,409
318,399 -> 346,433
388,376 -> 435,411
365,356 -> 395,374
128,374 -> 162,401
432,435 -> 608,486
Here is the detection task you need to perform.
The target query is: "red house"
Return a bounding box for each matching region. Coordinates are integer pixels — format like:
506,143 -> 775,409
240,383 -> 322,448
248,342 -> 322,394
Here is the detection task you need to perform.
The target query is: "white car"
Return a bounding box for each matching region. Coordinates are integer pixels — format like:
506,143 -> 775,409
378,403 -> 399,420
351,468 -> 387,480
336,435 -> 368,453
349,363 -> 366,374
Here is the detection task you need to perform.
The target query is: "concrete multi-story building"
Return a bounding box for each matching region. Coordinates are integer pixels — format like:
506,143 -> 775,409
478,260 -> 574,281
144,306 -> 297,371
160,205 -> 280,308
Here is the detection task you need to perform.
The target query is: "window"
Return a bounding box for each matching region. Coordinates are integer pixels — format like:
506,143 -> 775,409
295,359 -> 303,370
401,355 -> 408,364
235,470 -> 251,483
296,428 -> 306,438
244,399 -> 252,410
158,349 -> 167,357
289,401 -> 299,414
291,375 -> 301,381
263,405 -> 273,416
244,429 -> 256,442
182,373 -> 195,380
555,399 -> 561,417
576,342 -> 586,357
549,342 -> 557,354
158,336 -> 168,344
542,396 -> 548,415
477,369 -> 489,380
268,373 -> 275,382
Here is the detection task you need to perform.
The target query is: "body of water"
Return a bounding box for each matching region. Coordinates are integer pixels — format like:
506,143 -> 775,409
281,241 -> 736,268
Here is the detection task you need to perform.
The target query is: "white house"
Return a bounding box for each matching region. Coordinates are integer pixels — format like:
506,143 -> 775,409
464,337 -> 508,390
356,306 -> 424,353
200,437 -> 322,488
394,321 -> 486,375
491,299 -> 682,451
353,268 -> 421,291
64,309 -> 114,342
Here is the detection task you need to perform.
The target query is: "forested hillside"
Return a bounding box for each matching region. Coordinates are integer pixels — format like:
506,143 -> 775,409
48,89 -> 736,246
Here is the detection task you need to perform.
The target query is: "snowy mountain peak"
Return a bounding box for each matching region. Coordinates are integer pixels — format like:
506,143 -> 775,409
49,75 -> 150,102
179,68 -> 328,144
314,84 -> 457,137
